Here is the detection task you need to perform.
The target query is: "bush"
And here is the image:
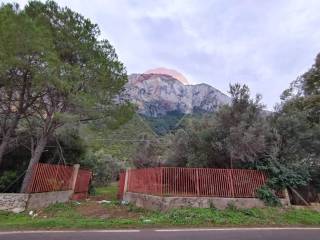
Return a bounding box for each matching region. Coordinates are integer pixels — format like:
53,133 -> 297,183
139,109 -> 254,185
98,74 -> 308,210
0,171 -> 17,192
88,184 -> 96,195
81,151 -> 122,187
131,135 -> 161,168
256,185 -> 281,207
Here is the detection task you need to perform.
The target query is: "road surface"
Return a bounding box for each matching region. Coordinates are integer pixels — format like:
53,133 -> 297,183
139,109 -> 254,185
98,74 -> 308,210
1,228 -> 320,240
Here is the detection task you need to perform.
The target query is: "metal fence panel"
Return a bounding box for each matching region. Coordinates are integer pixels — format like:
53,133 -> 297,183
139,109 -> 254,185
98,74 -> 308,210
27,163 -> 74,193
125,167 -> 275,198
74,169 -> 92,193
127,168 -> 162,195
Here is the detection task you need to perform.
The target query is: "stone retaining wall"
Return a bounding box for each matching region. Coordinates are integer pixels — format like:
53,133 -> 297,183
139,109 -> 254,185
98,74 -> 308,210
0,193 -> 29,213
27,190 -> 73,209
124,192 -> 290,212
0,191 -> 73,212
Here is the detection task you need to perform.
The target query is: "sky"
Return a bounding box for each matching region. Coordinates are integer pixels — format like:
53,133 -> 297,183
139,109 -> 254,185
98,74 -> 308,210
4,0 -> 320,109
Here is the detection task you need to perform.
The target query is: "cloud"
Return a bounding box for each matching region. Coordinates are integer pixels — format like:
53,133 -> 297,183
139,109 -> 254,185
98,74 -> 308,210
5,0 -> 320,109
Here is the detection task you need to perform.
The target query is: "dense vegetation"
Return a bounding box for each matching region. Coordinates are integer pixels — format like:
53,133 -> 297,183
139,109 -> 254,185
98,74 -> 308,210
142,110 -> 189,135
0,1 -> 133,191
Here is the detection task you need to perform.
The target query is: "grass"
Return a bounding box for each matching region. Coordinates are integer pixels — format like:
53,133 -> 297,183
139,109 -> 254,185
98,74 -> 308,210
94,183 -> 119,201
0,204 -> 319,230
0,184 -> 319,230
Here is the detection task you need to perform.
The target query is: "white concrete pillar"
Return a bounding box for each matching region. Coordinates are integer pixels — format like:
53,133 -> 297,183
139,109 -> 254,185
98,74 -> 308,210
124,168 -> 130,193
283,188 -> 291,206
71,164 -> 80,192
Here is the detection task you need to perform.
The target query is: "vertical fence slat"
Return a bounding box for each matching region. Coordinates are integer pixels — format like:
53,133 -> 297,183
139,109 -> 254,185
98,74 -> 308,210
229,169 -> 234,198
196,168 -> 200,196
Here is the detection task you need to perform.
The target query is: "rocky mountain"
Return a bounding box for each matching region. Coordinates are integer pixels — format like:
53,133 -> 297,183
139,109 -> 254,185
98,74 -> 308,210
144,67 -> 190,85
124,73 -> 231,117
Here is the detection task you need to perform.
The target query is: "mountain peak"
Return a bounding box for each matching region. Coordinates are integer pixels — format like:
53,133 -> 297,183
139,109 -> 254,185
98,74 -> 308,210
125,73 -> 231,117
144,67 -> 190,85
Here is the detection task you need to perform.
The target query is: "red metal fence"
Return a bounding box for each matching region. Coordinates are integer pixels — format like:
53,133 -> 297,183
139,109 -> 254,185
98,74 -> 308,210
27,163 -> 92,200
72,169 -> 92,200
27,163 -> 74,193
127,168 -> 162,195
124,167 -> 275,198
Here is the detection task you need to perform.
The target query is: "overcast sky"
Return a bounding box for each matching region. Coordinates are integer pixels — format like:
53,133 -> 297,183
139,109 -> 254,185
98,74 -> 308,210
4,0 -> 320,109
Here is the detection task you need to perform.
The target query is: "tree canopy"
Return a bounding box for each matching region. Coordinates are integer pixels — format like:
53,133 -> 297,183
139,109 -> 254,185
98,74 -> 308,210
0,1 -> 132,192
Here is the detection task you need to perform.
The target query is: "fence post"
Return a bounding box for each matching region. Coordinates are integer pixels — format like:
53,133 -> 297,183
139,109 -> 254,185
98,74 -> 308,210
283,188 -> 291,206
229,169 -> 235,198
124,168 -> 130,193
196,168 -> 200,196
144,168 -> 147,194
71,164 -> 80,192
160,167 -> 163,196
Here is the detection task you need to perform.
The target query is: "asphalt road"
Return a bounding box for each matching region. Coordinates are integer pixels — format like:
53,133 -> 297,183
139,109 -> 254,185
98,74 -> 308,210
1,228 -> 320,240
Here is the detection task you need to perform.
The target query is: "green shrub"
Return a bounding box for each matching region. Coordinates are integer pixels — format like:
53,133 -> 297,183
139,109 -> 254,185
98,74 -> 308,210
0,171 -> 17,192
256,185 -> 281,207
81,151 -> 122,187
88,184 -> 96,195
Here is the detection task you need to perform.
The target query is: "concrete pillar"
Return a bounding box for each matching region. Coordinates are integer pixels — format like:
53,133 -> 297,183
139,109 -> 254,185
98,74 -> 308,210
196,169 -> 200,196
283,188 -> 291,206
71,164 -> 80,192
124,168 -> 130,193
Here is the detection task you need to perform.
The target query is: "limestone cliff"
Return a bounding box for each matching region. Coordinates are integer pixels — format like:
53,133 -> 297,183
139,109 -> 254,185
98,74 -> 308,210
124,73 -> 231,117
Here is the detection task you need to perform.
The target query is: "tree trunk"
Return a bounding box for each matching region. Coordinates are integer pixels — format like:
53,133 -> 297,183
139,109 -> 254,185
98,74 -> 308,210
20,135 -> 48,193
0,74 -> 27,165
0,134 -> 10,166
0,117 -> 19,166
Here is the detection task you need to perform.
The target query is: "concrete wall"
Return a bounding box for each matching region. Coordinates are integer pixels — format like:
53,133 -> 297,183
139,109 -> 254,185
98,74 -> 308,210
0,193 -> 29,213
27,190 -> 73,209
0,191 -> 73,212
124,192 -> 290,212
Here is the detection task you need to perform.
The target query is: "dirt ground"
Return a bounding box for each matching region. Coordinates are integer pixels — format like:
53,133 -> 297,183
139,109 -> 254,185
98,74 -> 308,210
37,183 -> 146,220
75,201 -> 143,219
71,183 -> 144,219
